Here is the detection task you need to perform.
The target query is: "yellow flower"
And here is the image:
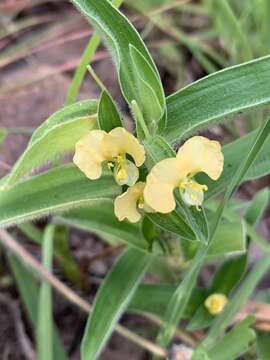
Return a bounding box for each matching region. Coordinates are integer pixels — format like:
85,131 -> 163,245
73,127 -> 145,186
204,293 -> 228,315
114,182 -> 153,223
144,136 -> 224,213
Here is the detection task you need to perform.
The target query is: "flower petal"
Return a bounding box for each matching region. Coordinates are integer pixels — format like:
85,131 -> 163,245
73,130 -> 106,180
146,158 -> 182,185
144,158 -> 182,213
114,182 -> 145,223
114,160 -> 139,186
176,136 -> 224,180
102,127 -> 145,166
144,183 -> 176,213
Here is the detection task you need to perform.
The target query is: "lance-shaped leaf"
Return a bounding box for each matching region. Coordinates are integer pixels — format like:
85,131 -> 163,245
70,0 -> 165,132
81,247 -> 152,360
6,100 -> 98,186
98,90 -> 122,132
8,255 -> 67,360
0,165 -> 120,228
165,55 -> 270,142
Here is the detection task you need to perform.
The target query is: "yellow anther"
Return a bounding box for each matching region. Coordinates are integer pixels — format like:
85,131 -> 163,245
116,168 -> 128,181
138,202 -> 144,209
204,294 -> 228,315
107,162 -> 115,169
116,155 -> 126,165
179,178 -> 208,193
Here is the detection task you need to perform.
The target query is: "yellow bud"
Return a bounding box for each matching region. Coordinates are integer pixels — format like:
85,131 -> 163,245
204,293 -> 228,315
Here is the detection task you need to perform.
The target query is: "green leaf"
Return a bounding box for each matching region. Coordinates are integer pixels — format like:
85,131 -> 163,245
129,284 -> 206,320
56,200 -> 147,250
129,45 -> 166,132
8,255 -> 67,360
98,90 -> 122,131
206,316 -> 256,360
165,55 -> 270,142
204,130 -> 270,200
37,225 -> 54,360
207,221 -> 246,258
146,211 -> 196,241
81,247 -> 152,359
210,255 -> 247,295
257,332 -> 270,360
0,165 -> 120,227
6,100 -> 98,186
53,226 -> 81,285
70,0 -> 165,131
245,187 -> 270,226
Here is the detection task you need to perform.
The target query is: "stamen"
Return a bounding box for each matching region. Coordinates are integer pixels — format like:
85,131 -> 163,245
107,162 -> 115,169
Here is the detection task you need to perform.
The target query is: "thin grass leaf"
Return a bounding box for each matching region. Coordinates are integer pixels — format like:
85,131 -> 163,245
37,225 -> 54,360
81,247 -> 152,359
245,188 -> 270,226
8,255 -> 67,360
206,0 -> 252,61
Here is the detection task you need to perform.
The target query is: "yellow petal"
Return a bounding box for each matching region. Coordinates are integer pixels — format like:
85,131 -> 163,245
176,136 -> 224,180
101,127 -> 145,166
144,158 -> 181,213
114,182 -> 145,223
73,130 -> 106,180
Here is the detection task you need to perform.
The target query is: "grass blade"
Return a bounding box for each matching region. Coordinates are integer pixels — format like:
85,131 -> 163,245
8,255 -> 67,360
81,247 -> 152,359
37,225 -> 55,360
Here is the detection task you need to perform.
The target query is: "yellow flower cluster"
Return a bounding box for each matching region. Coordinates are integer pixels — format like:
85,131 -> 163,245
73,127 -> 224,223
